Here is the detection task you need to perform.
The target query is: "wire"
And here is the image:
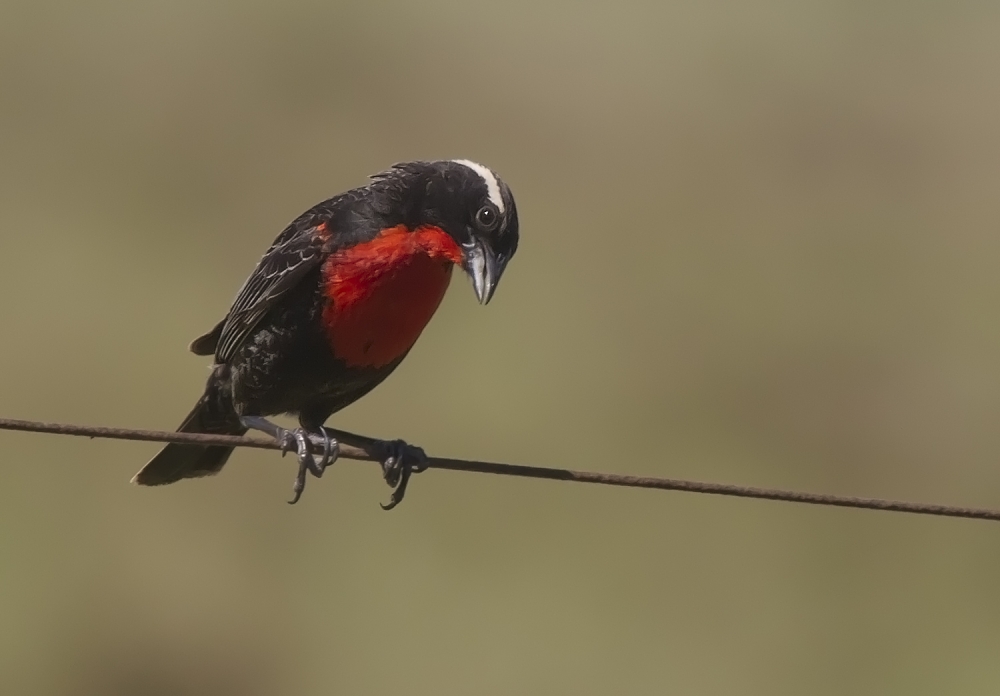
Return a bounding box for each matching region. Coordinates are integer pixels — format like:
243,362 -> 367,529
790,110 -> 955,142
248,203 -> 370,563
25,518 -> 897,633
0,416 -> 997,522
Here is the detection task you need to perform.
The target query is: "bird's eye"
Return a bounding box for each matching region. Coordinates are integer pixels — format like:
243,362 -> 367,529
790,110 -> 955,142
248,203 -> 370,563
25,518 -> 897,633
475,205 -> 499,231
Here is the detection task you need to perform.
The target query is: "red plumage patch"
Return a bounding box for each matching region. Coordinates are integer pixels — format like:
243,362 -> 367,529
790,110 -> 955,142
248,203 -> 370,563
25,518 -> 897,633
322,225 -> 463,368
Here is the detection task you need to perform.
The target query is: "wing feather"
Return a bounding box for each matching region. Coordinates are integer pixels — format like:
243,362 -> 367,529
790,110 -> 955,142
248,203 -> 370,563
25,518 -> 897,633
213,224 -> 326,363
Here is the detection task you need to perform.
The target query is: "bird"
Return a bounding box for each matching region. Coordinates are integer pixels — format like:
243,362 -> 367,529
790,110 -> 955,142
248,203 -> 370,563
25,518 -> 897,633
132,159 -> 519,507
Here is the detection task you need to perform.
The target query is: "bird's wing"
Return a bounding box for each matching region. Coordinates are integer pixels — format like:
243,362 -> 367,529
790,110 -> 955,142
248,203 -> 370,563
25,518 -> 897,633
189,318 -> 224,356
212,222 -> 328,363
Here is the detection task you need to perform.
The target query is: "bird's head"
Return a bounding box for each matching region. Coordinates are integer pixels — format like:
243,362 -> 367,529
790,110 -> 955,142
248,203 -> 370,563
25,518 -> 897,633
374,159 -> 519,305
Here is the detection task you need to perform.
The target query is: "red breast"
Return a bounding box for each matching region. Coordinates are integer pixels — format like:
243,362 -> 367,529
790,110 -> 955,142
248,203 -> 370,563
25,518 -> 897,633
321,225 -> 464,368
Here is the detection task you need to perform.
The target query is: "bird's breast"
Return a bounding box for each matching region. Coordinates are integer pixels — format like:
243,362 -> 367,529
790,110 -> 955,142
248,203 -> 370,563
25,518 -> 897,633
321,225 -> 463,368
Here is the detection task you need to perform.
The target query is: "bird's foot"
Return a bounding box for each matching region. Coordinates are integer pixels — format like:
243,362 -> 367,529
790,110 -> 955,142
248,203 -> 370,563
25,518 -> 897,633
240,416 -> 339,504
376,439 -> 428,511
283,427 -> 338,505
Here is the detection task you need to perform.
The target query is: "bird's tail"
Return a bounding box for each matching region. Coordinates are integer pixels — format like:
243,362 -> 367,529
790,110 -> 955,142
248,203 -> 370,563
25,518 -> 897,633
132,373 -> 247,486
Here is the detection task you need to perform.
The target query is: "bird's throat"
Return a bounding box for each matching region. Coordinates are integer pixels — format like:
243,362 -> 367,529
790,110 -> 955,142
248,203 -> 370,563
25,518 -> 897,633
322,225 -> 462,368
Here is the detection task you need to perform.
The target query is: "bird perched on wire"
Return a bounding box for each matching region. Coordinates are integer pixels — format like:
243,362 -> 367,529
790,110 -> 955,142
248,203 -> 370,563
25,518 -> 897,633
132,159 -> 519,507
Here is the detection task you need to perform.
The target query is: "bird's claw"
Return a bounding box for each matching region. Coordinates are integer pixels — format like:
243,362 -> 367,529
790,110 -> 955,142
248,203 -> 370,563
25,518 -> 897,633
276,427 -> 338,504
238,416 -> 338,503
377,439 -> 428,511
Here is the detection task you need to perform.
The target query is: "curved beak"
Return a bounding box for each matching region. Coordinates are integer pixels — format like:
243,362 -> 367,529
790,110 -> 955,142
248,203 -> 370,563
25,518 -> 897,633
462,239 -> 502,305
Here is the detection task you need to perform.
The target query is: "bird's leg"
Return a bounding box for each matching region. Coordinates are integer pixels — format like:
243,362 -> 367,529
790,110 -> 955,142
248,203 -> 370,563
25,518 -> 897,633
239,416 -> 339,504
322,428 -> 428,510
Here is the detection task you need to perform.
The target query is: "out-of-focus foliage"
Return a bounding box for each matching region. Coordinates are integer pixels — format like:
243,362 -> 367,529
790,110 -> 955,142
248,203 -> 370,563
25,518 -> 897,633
2,1 -> 1000,694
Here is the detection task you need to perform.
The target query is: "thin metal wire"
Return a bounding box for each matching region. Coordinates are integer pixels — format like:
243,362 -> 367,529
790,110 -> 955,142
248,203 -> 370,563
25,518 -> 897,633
1,416 -> 998,522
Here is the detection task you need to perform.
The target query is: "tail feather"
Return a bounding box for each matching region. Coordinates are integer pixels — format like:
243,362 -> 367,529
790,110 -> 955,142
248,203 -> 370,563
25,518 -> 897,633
133,381 -> 246,486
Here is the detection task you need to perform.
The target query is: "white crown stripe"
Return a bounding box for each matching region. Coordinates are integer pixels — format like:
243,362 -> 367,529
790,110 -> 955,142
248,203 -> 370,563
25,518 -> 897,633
452,159 -> 505,214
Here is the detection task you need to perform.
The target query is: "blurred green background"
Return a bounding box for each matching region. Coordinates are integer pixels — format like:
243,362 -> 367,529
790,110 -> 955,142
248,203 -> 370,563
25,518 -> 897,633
2,1 -> 1000,694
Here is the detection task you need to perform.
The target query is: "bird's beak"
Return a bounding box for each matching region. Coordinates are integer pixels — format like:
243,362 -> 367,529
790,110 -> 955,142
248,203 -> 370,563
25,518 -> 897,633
462,239 -> 502,305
